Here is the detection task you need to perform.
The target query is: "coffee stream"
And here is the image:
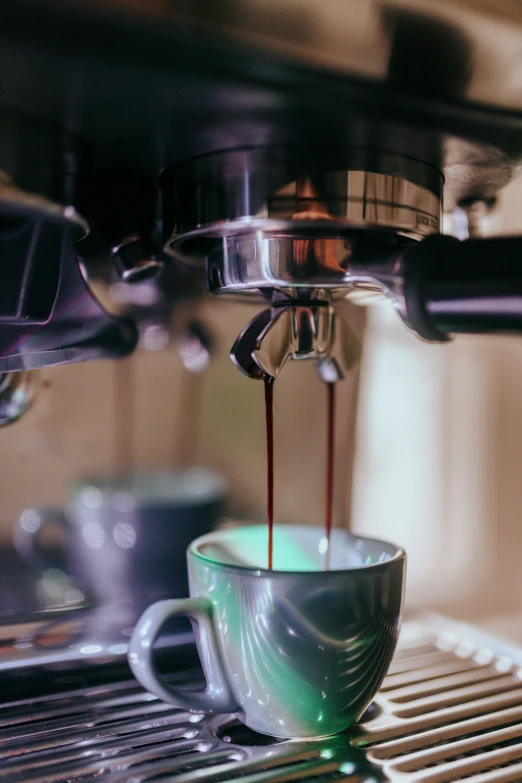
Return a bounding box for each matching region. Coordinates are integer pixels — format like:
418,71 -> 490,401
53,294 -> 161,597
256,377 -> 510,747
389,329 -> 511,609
264,377 -> 336,571
264,378 -> 275,569
324,382 -> 336,570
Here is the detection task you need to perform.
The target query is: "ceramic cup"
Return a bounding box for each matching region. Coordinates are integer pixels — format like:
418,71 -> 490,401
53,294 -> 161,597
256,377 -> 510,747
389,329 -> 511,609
129,524 -> 405,739
14,469 -> 227,626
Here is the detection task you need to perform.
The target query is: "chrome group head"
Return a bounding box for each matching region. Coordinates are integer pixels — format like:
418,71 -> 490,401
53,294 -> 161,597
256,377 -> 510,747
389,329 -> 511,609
162,146 -> 442,381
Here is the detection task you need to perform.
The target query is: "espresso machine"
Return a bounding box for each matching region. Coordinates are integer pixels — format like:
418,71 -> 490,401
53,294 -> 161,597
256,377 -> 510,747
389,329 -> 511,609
0,6 -> 519,407
3,1 -> 522,781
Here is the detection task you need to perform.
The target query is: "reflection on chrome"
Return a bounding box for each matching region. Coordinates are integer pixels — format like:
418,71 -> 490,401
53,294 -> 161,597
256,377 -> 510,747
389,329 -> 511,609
112,492 -> 137,513
81,521 -> 105,549
19,508 -> 41,533
113,522 -> 137,549
80,486 -> 103,509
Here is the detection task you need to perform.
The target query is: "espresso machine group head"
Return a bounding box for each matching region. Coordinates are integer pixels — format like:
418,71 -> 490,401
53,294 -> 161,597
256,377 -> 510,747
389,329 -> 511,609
161,145 -> 522,384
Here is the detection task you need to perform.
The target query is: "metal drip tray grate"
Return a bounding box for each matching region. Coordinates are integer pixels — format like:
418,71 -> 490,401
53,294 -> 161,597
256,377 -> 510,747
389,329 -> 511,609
2,615 -> 522,781
356,616 -> 522,781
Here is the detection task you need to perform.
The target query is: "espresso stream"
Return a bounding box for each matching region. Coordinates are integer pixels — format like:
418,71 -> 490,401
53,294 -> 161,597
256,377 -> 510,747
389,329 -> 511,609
264,378 -> 336,570
324,382 -> 336,570
264,378 -> 274,569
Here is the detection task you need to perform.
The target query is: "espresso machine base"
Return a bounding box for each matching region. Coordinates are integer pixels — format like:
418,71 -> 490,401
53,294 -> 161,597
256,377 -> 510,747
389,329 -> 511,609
2,615 -> 522,783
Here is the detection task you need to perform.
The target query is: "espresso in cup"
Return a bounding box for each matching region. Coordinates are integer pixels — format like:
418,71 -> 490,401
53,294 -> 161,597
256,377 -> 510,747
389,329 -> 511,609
129,524 -> 405,739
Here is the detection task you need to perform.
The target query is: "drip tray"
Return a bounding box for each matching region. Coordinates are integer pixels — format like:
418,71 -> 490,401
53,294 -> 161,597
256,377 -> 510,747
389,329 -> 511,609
211,717 -> 286,746
2,614 -> 522,782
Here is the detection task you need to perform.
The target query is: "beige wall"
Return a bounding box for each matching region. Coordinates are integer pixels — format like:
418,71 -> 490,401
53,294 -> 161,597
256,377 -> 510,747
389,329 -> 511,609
0,299 -> 365,540
351,175 -> 522,620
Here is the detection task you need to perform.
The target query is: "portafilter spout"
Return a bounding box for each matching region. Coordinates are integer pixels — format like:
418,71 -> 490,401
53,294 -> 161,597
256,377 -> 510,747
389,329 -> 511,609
230,293 -> 361,382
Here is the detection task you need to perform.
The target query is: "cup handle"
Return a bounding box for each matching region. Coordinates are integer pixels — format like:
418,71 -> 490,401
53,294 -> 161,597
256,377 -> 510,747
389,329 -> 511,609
128,598 -> 238,713
13,507 -> 67,570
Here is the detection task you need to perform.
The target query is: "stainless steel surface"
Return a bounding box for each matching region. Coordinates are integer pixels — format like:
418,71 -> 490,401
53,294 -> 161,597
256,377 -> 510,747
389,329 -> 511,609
0,604 -> 194,673
356,615 -> 522,782
0,370 -> 38,426
4,615 -> 522,780
0,663 -> 374,783
164,150 -> 442,284
111,235 -> 164,284
130,525 -> 405,739
162,136 -> 521,379
163,147 -> 442,379
163,148 -> 441,291
0,171 -> 88,240
0,169 -> 138,373
231,297 -> 361,381
106,262 -> 208,360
